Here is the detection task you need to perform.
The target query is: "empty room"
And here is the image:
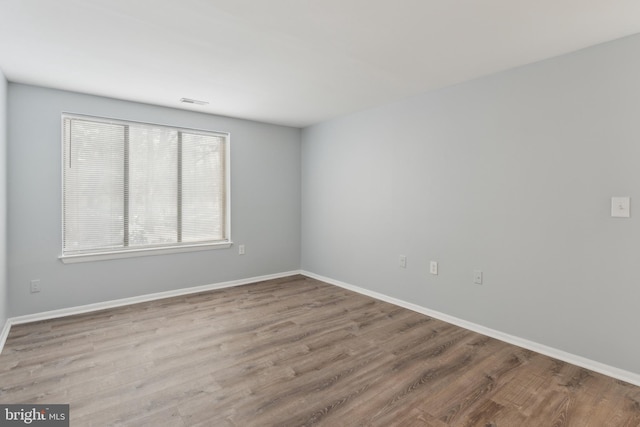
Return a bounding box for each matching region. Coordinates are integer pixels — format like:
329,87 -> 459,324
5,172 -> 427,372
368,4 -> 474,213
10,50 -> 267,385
1,1 -> 640,426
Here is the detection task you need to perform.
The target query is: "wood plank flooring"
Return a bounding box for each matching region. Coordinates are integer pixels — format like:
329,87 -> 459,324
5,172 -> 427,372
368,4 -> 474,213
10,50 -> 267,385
1,275 -> 639,426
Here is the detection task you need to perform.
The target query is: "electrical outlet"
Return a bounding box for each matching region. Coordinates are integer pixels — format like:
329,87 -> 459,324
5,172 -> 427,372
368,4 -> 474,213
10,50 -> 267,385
430,261 -> 438,275
238,244 -> 245,255
30,279 -> 41,293
399,255 -> 407,268
473,270 -> 483,285
611,197 -> 631,218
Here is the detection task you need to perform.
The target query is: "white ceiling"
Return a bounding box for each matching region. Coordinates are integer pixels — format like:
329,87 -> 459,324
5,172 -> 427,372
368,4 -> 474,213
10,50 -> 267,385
1,1 -> 640,128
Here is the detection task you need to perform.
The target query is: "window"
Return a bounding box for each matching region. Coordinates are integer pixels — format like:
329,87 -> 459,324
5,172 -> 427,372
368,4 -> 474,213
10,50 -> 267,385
61,114 -> 230,262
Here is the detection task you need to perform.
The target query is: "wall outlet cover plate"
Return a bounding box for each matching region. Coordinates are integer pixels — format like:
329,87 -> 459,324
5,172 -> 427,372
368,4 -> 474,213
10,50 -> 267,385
611,197 -> 630,218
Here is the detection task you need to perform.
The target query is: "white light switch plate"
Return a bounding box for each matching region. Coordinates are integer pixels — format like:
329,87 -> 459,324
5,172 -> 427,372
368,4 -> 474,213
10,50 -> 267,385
611,197 -> 630,218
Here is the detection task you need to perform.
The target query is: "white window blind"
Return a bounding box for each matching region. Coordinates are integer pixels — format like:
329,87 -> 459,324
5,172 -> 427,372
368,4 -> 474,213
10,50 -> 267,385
62,114 -> 229,258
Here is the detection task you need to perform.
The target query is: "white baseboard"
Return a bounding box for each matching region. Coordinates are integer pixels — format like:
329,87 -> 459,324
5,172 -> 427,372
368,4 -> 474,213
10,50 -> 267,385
0,318 -> 10,355
301,270 -> 640,388
0,270 -> 302,354
3,269 -> 639,388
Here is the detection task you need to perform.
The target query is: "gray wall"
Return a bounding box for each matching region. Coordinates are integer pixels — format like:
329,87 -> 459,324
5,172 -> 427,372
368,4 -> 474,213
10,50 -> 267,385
0,70 -> 7,329
8,84 -> 301,316
301,34 -> 640,375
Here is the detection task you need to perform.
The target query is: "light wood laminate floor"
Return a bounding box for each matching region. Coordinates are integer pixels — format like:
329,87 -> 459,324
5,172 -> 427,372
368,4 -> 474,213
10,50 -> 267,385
1,275 -> 639,426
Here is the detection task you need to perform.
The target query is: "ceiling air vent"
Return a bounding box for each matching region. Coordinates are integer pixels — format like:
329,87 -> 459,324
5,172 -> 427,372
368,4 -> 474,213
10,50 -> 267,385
180,98 -> 209,106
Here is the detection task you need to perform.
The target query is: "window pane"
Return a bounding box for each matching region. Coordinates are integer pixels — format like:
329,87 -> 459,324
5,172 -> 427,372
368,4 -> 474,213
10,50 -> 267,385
62,114 -> 229,257
128,125 -> 178,246
181,133 -> 226,242
63,119 -> 125,253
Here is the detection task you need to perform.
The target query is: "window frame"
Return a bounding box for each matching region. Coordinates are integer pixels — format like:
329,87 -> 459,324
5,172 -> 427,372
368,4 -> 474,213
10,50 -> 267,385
59,113 -> 232,264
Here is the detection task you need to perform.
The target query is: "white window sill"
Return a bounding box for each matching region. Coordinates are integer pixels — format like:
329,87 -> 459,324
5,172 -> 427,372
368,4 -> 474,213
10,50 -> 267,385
59,242 -> 233,264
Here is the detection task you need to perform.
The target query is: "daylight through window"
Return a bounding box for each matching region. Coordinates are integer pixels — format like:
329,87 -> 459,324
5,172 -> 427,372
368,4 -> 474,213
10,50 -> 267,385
62,114 -> 229,259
